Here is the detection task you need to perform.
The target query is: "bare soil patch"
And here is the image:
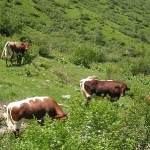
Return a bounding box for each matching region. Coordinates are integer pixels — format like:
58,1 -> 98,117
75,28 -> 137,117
0,101 -> 8,134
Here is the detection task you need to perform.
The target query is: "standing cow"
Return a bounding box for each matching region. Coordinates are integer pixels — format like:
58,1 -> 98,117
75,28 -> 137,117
80,76 -> 130,105
1,41 -> 31,66
5,96 -> 67,137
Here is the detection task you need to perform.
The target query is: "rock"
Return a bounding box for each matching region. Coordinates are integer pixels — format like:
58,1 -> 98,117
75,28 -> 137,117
62,95 -> 71,99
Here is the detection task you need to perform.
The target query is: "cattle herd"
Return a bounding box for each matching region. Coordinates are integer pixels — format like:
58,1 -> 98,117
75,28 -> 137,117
1,41 -> 132,137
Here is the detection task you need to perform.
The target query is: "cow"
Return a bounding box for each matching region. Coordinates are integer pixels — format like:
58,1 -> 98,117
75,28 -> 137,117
5,96 -> 67,137
80,76 -> 130,105
1,41 -> 31,67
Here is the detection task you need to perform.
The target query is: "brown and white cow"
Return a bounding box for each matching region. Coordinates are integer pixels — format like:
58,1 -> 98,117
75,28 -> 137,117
80,76 -> 130,105
1,41 -> 31,66
5,96 -> 67,137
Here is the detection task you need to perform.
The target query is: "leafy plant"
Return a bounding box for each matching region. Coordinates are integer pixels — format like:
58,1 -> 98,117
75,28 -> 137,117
71,45 -> 101,68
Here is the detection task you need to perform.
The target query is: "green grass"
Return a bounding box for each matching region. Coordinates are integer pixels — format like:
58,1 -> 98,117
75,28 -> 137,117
0,55 -> 102,103
0,0 -> 150,149
0,54 -> 149,149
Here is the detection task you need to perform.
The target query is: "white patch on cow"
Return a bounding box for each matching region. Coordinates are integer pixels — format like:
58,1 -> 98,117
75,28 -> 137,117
98,80 -> 113,81
13,120 -> 23,131
7,106 -> 15,131
80,78 -> 93,83
80,76 -> 113,83
8,96 -> 49,108
80,79 -> 92,99
1,41 -> 9,58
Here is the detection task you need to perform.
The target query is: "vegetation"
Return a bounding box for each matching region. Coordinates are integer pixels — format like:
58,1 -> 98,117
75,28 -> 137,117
0,0 -> 150,149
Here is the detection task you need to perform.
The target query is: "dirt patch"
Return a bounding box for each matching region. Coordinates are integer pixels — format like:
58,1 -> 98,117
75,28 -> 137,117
0,101 -> 8,134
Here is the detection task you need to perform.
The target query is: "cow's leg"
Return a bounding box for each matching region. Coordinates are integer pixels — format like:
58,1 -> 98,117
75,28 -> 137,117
16,56 -> 19,65
13,120 -> 22,137
13,129 -> 19,138
7,117 -> 14,131
37,117 -> 45,126
10,55 -> 13,67
117,96 -> 120,101
16,55 -> 21,65
85,96 -> 91,106
6,58 -> 8,67
110,95 -> 117,102
4,54 -> 8,67
81,88 -> 92,106
109,95 -> 113,102
18,55 -> 22,65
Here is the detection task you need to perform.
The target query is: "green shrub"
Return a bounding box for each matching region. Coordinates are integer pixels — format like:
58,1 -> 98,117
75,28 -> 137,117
130,58 -> 150,76
38,44 -> 54,59
71,46 -> 102,68
38,46 -> 49,57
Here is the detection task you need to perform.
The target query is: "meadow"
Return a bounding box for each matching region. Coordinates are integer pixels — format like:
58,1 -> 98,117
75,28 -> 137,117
0,0 -> 150,149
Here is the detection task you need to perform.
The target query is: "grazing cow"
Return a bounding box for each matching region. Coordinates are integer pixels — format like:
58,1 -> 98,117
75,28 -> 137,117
80,76 -> 130,105
1,41 -> 31,66
5,96 -> 67,137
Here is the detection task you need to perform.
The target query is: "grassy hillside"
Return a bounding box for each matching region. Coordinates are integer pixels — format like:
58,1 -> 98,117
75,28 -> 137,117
0,0 -> 150,149
0,0 -> 150,74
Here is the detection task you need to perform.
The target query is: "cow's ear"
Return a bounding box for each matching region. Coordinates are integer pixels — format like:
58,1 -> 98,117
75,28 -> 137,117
115,86 -> 120,89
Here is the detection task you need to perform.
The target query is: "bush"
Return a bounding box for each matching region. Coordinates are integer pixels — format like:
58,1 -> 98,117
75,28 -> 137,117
71,46 -> 102,68
0,2 -> 23,36
130,58 -> 150,76
38,45 -> 52,58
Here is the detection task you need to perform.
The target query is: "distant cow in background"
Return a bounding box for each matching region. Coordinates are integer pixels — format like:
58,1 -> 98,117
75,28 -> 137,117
1,41 -> 31,66
80,76 -> 130,105
5,96 -> 67,137
145,96 -> 150,104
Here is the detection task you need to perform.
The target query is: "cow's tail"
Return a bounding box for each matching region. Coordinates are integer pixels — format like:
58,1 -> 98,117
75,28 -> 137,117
79,79 -> 87,100
80,77 -> 96,103
6,104 -> 11,125
1,41 -> 10,59
6,104 -> 14,130
79,79 -> 84,91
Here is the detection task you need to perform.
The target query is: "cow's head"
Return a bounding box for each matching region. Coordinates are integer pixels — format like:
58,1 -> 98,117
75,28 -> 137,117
120,84 -> 130,97
54,113 -> 68,120
24,42 -> 31,51
115,84 -> 130,97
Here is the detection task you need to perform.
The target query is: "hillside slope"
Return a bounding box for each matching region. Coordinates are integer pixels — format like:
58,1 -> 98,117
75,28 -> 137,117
0,0 -> 150,51
0,1 -> 150,149
0,0 -> 150,97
